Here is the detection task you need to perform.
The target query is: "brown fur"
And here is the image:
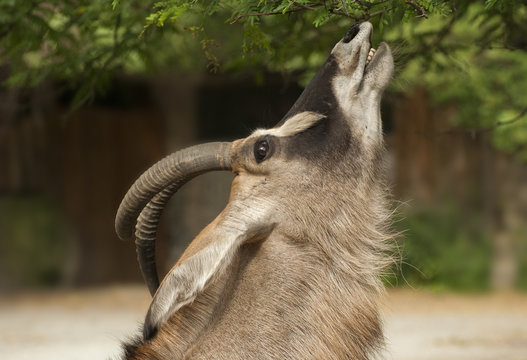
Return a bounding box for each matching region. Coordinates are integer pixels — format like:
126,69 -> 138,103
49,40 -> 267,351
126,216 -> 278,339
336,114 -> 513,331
124,149 -> 393,359
121,22 -> 394,360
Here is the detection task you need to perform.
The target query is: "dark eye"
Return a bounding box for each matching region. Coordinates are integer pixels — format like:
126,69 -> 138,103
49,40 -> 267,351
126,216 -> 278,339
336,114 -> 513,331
254,139 -> 270,163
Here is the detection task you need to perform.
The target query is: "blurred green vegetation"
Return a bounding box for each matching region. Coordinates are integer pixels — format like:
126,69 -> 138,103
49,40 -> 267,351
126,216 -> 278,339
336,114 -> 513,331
391,4 -> 527,160
386,203 -> 492,291
0,195 -> 73,287
385,201 -> 527,291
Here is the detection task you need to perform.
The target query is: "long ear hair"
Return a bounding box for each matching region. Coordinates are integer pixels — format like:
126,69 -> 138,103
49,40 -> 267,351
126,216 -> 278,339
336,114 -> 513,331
142,199 -> 276,340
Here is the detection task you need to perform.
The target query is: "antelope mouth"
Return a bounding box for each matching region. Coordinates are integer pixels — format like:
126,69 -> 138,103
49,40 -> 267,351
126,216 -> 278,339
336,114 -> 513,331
333,22 -> 393,92
353,23 -> 394,92
364,41 -> 391,74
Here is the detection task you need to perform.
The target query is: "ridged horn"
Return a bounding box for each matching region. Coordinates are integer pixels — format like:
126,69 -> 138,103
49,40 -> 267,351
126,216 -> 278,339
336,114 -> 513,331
115,142 -> 233,296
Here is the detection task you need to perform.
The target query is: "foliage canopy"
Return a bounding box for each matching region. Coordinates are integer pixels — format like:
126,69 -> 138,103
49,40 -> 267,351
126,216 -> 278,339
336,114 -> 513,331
1,0 -> 527,157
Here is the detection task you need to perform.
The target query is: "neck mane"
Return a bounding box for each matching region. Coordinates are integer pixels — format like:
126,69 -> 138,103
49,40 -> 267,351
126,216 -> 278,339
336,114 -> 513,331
123,173 -> 392,360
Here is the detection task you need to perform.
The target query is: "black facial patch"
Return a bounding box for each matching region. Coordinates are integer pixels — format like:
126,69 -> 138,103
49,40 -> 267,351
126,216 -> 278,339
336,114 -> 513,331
280,110 -> 359,168
278,54 -> 340,124
273,26 -> 364,170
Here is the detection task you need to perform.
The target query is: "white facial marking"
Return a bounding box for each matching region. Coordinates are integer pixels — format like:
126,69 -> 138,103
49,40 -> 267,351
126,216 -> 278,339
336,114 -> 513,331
330,23 -> 385,145
251,111 -> 326,138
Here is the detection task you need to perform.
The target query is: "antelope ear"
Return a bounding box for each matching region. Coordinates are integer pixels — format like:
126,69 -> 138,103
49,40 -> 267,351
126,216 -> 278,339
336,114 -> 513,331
142,201 -> 275,340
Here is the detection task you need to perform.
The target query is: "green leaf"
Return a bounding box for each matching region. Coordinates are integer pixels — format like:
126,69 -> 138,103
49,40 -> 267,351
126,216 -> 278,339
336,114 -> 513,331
485,0 -> 499,10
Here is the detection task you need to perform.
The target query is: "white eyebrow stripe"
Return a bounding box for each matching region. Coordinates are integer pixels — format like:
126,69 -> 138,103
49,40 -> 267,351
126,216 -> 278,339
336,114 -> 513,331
251,111 -> 326,138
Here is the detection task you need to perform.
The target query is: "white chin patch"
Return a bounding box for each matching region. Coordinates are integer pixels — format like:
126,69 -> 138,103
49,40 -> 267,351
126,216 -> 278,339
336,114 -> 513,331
366,48 -> 376,66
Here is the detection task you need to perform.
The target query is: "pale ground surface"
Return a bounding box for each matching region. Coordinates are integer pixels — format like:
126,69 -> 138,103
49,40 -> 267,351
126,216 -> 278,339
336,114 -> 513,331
0,286 -> 526,360
382,289 -> 527,360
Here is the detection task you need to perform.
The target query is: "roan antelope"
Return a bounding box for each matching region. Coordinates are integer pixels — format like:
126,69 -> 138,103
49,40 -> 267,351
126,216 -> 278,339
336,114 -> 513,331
116,21 -> 394,359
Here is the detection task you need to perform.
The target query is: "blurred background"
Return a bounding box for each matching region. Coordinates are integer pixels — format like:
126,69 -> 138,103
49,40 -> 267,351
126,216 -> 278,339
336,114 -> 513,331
0,1 -> 526,359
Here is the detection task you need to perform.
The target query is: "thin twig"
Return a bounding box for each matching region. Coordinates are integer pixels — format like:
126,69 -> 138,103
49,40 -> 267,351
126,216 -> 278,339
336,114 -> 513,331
481,106 -> 527,132
366,6 -> 394,20
405,0 -> 428,18
355,0 -> 391,9
432,105 -> 527,137
229,0 -> 427,25
229,4 -> 325,24
340,0 -> 349,15
293,1 -> 320,11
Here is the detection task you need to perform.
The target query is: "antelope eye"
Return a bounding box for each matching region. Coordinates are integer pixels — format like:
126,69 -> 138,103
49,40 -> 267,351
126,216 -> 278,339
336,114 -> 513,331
254,139 -> 270,163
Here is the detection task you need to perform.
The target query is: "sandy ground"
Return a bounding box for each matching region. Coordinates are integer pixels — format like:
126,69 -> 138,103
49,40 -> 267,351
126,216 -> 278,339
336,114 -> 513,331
382,289 -> 527,360
0,286 -> 526,360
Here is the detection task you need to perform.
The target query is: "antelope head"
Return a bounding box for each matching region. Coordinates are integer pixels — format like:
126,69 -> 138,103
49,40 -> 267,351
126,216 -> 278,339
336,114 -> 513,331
116,22 -> 393,359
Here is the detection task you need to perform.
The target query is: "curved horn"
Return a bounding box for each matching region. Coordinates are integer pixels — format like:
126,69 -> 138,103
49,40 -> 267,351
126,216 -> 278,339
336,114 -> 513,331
134,183 -> 179,296
115,142 -> 233,295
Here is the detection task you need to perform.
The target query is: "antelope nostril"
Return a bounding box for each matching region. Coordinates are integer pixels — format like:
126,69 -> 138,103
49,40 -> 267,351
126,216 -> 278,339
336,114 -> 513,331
342,23 -> 360,43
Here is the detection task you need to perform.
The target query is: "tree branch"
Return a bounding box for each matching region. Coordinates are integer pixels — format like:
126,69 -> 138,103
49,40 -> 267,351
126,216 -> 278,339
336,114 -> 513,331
229,0 -> 404,25
229,0 -> 408,25
229,4 -> 325,24
405,0 -> 428,19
